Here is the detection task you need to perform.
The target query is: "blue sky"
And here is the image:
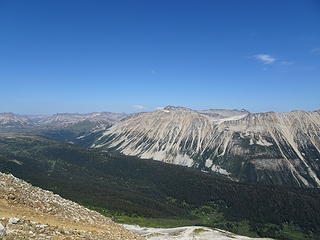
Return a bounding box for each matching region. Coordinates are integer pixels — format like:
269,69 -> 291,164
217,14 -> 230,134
0,0 -> 319,114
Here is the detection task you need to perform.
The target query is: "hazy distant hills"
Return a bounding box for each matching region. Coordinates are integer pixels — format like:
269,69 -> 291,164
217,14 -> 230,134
0,112 -> 127,128
29,112 -> 128,126
0,111 -> 127,140
1,106 -> 320,188
0,113 -> 35,130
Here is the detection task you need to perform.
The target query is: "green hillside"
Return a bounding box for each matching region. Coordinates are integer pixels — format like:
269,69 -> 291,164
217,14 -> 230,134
0,134 -> 319,240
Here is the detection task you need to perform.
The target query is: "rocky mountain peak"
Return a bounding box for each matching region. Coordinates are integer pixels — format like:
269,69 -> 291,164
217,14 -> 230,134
92,108 -> 320,188
163,106 -> 193,111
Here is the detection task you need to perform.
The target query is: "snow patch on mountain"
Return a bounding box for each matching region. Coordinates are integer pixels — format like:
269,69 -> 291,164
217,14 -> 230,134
123,224 -> 273,240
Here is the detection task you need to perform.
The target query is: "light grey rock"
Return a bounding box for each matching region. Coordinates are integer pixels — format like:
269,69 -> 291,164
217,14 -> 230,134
8,217 -> 20,224
0,223 -> 6,236
36,224 -> 48,229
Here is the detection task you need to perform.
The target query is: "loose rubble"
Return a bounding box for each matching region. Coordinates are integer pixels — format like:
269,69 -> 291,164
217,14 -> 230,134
0,172 -> 144,240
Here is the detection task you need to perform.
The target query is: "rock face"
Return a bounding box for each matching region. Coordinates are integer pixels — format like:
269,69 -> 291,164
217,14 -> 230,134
0,172 -> 143,240
93,106 -> 320,188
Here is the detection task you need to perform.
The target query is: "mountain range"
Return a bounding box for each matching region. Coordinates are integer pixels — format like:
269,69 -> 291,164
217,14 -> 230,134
1,106 -> 320,188
0,112 -> 127,129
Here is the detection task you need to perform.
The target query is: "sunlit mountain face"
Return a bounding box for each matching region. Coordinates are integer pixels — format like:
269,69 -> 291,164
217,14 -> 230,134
92,107 -> 320,188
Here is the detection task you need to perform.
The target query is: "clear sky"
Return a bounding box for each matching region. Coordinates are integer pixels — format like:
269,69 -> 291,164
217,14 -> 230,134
0,0 -> 319,114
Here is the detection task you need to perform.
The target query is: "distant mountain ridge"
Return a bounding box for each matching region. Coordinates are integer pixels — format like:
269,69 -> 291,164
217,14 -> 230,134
0,113 -> 35,129
0,111 -> 128,132
29,112 -> 128,126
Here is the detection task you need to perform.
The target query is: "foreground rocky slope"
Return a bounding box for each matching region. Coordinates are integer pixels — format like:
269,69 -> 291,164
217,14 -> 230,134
0,172 -> 143,240
93,106 -> 320,187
